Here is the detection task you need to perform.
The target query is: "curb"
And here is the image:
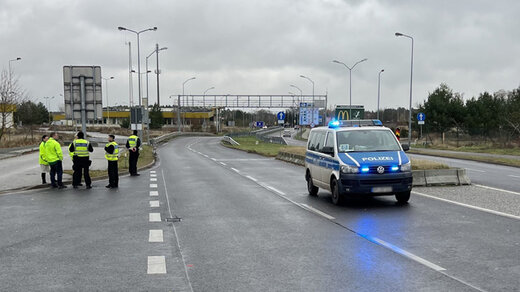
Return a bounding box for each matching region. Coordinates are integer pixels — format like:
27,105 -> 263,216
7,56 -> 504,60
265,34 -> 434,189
275,151 -> 471,187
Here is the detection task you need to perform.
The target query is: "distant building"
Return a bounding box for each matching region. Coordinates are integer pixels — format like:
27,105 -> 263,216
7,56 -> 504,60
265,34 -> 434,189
0,103 -> 16,129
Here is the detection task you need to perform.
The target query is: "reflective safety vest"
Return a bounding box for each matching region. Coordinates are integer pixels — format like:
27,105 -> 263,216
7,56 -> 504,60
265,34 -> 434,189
73,139 -> 90,157
128,135 -> 138,148
105,142 -> 119,161
39,141 -> 48,165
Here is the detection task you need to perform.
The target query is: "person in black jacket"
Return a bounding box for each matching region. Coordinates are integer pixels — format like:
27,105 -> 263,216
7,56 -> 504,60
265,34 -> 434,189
68,131 -> 94,189
105,135 -> 119,188
126,130 -> 141,176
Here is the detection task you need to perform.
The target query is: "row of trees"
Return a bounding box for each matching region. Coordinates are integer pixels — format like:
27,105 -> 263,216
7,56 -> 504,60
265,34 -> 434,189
419,84 -> 520,143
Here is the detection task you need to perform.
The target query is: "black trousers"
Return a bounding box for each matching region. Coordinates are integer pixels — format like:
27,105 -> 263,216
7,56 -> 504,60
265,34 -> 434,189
73,157 -> 91,186
129,151 -> 139,175
108,160 -> 119,187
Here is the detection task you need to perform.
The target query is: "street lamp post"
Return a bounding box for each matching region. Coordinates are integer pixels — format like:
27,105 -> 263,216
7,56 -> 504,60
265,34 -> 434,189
182,77 -> 196,128
377,69 -> 384,120
118,26 -> 157,107
332,58 -> 367,120
8,57 -> 21,99
102,77 -> 114,124
299,75 -> 315,126
43,96 -> 55,123
203,86 -> 215,107
395,32 -> 414,147
290,84 -> 303,127
145,45 -> 167,107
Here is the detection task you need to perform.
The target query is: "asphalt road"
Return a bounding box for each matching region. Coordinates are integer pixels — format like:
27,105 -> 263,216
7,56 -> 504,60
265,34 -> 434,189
1,136 -> 518,291
409,153 -> 520,193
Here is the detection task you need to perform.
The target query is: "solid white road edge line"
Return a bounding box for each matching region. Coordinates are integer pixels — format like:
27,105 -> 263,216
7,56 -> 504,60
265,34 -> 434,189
149,230 -> 164,242
161,169 -> 194,292
219,162 -> 226,166
246,175 -> 257,182
364,236 -> 446,272
147,256 -> 166,274
265,186 -> 286,196
473,184 -> 520,197
149,213 -> 161,222
150,200 -> 160,207
413,191 -> 520,220
149,191 -> 159,197
231,168 -> 240,173
300,204 -> 335,220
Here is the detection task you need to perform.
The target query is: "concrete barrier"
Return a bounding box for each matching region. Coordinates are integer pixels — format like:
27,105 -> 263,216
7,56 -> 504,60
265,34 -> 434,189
275,151 -> 471,187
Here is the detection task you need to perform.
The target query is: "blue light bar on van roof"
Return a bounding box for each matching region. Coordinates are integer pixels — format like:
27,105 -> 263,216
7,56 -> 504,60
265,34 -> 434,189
328,120 -> 341,128
336,119 -> 383,127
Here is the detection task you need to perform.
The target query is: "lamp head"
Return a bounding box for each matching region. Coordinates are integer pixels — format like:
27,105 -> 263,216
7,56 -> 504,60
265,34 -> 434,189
152,27 -> 158,31
332,60 -> 340,64
381,69 -> 385,72
395,32 -> 403,37
361,58 -> 368,62
118,26 -> 126,31
16,57 -> 21,60
110,76 -> 114,79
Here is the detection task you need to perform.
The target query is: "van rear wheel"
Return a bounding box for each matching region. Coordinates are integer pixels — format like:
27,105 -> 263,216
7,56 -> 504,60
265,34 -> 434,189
395,191 -> 411,204
306,172 -> 318,196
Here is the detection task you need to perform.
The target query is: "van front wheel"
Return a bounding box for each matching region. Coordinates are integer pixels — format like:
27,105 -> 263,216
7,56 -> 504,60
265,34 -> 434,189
395,191 -> 411,204
306,172 -> 318,196
331,179 -> 344,205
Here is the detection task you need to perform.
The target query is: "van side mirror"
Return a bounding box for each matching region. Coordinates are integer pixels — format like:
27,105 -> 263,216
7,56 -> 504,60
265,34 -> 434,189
322,146 -> 334,156
402,144 -> 410,152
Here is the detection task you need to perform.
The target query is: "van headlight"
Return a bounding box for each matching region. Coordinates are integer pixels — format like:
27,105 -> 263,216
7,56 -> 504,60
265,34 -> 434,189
400,162 -> 411,172
341,165 -> 359,174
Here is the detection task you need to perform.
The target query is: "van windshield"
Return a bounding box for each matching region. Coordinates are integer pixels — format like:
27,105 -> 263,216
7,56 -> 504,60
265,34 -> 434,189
336,130 -> 401,152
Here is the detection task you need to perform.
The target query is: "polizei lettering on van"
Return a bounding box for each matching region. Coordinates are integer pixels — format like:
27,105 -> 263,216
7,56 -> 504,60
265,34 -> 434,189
361,156 -> 394,162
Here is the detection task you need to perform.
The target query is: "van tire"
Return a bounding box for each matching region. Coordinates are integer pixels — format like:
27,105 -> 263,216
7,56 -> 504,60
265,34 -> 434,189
395,191 -> 411,204
306,172 -> 318,196
331,179 -> 344,205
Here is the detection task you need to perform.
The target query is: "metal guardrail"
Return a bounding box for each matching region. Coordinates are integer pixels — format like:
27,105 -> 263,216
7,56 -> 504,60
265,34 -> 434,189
221,136 -> 240,145
255,126 -> 287,145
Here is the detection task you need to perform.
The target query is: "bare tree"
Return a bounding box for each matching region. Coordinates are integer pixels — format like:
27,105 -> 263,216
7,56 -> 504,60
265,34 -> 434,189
0,69 -> 26,143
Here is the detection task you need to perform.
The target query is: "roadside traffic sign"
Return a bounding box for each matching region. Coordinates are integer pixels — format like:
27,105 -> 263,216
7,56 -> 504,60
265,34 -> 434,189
277,112 -> 286,120
417,112 -> 426,121
256,121 -> 264,128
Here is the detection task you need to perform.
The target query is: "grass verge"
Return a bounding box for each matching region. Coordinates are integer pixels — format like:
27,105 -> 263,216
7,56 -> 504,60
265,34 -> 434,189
224,136 -> 448,170
412,143 -> 520,156
64,145 -> 154,178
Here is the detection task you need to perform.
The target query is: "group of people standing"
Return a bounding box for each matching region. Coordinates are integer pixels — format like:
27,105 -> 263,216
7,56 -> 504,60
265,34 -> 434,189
38,130 -> 141,189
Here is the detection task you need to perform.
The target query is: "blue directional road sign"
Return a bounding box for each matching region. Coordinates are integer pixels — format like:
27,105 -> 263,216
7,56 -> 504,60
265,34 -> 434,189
417,112 -> 426,121
277,112 -> 286,121
256,121 -> 264,128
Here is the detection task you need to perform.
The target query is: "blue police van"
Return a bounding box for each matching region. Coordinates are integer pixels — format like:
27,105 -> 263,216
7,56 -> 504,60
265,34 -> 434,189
305,120 -> 413,205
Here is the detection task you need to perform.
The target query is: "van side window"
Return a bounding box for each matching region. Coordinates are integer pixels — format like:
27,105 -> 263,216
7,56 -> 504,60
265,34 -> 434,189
307,132 -> 316,150
307,131 -> 325,151
324,132 -> 334,148
314,132 -> 325,152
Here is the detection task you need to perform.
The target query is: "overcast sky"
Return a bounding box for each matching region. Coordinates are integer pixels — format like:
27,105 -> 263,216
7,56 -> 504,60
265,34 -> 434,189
1,0 -> 519,112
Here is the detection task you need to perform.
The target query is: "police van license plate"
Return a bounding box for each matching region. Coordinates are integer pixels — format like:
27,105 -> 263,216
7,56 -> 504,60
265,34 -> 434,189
371,186 -> 392,193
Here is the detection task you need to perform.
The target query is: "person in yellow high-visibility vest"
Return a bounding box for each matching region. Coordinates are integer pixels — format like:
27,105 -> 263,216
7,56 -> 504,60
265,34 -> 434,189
126,130 -> 141,176
44,132 -> 66,189
39,135 -> 50,184
68,131 -> 93,189
105,134 -> 119,188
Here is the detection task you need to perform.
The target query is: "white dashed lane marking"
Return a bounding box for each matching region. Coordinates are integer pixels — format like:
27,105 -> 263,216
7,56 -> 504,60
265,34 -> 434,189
150,178 -> 157,182
149,230 -> 164,242
231,168 -> 240,173
149,213 -> 161,222
147,256 -> 167,274
246,175 -> 257,182
150,174 -> 157,177
149,191 -> 159,197
150,171 -> 156,174
150,200 -> 160,207
150,184 -> 158,188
